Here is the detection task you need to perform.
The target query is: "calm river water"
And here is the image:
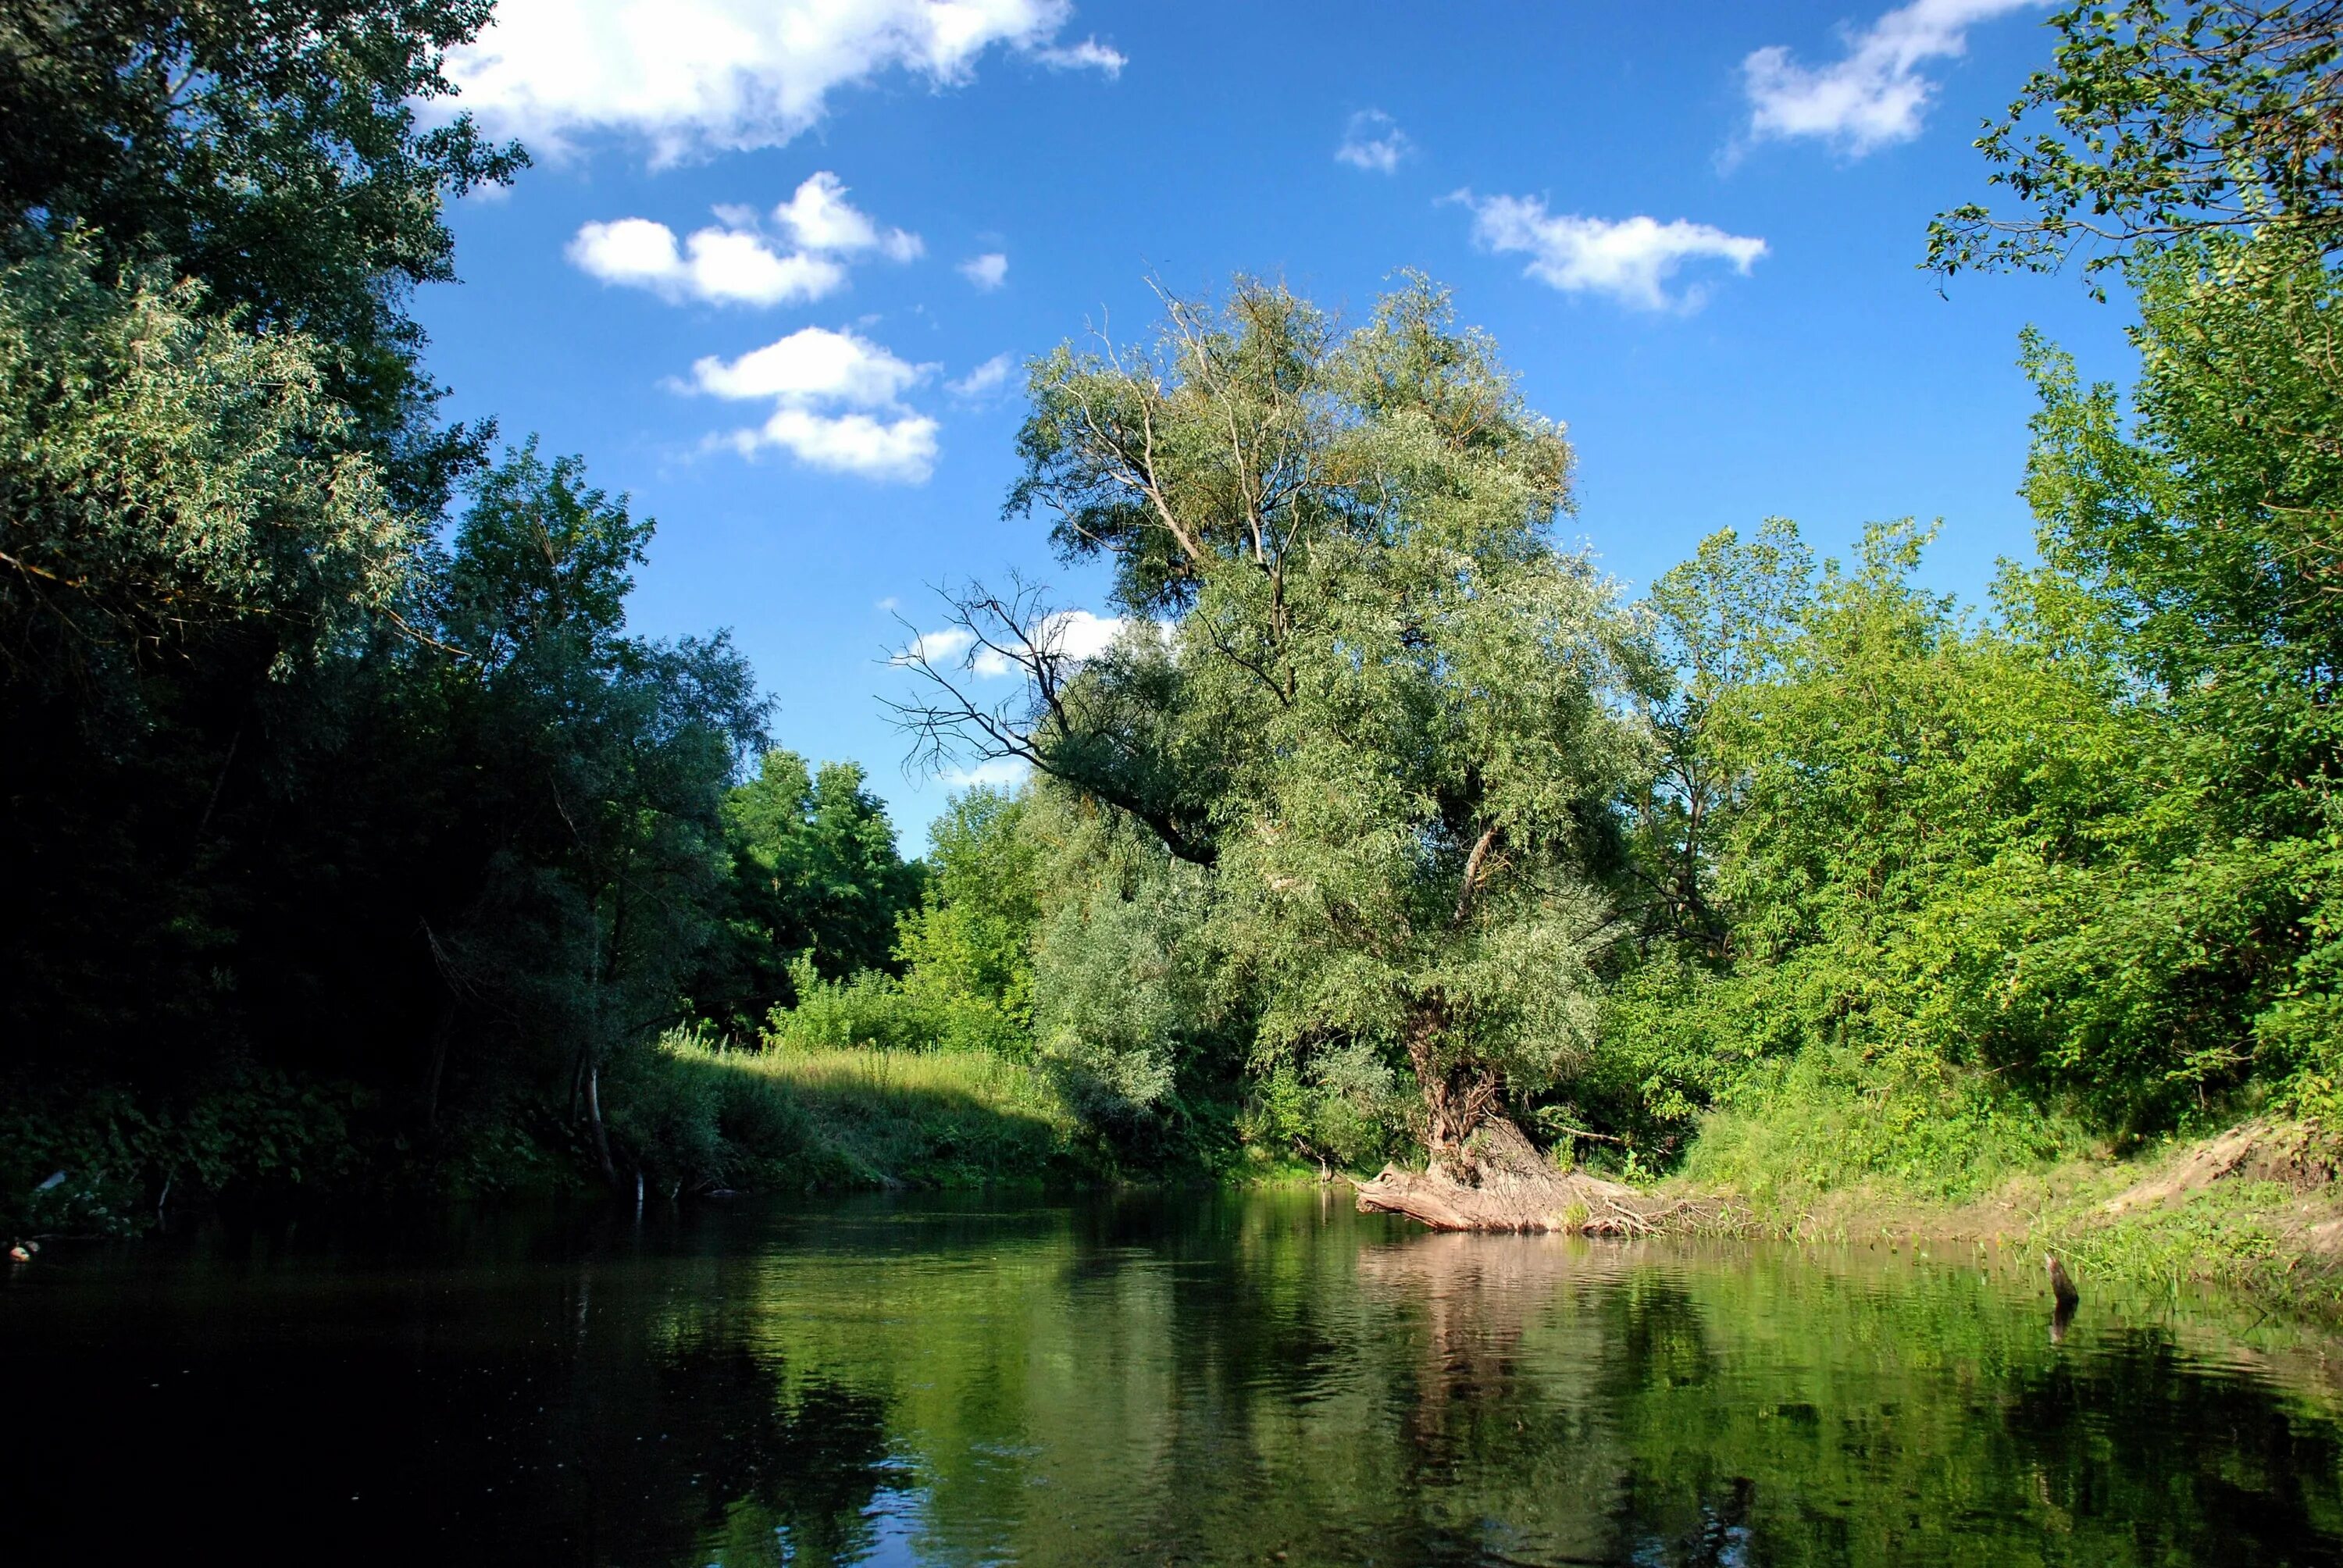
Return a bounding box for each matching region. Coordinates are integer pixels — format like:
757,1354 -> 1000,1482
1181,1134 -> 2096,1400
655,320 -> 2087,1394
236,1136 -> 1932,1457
8,1188 -> 2343,1565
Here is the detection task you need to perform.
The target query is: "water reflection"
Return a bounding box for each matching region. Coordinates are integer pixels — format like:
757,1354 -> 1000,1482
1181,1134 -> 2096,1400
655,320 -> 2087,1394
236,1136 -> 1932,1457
5,1194 -> 2343,1566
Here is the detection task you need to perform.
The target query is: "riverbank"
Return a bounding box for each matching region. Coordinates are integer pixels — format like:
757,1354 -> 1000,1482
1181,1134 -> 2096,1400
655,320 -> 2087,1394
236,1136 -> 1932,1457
1675,1114 -> 2343,1321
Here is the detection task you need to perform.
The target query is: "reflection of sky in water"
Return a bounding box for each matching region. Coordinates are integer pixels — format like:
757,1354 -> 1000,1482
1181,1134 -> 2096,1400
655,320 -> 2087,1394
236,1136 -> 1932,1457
8,1192 -> 2343,1567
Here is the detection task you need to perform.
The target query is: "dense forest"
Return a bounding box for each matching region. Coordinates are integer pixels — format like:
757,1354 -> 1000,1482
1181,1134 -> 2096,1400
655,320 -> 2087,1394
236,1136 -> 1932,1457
3,0 -> 2338,1235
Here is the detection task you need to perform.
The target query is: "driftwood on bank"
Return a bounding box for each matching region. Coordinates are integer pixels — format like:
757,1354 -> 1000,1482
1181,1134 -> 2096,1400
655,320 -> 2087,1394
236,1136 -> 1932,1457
1351,1117 -> 1704,1235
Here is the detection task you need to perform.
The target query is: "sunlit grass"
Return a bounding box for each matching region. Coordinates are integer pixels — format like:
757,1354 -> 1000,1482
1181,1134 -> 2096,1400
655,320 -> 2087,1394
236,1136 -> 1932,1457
661,1035 -> 1081,1187
740,1045 -> 1061,1114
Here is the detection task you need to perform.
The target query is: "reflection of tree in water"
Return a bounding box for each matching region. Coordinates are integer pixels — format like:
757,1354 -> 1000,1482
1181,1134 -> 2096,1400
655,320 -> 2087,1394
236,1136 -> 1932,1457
29,1201 -> 2343,1567
1349,1232 -> 1648,1566
554,1261 -> 907,1567
1588,1256 -> 2343,1567
583,1349 -> 901,1566
385,1266 -> 907,1566
1993,1326 -> 2343,1566
0,1231 -> 908,1567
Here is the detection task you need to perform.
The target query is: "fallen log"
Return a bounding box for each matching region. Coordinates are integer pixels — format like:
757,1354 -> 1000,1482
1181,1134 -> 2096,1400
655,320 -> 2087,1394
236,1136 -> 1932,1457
1351,1116 -> 1694,1235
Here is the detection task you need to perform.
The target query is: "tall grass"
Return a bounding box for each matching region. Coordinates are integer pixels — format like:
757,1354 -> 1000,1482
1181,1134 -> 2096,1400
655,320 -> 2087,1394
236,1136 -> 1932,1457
657,1035 -> 1083,1188
1679,1046 -> 2090,1211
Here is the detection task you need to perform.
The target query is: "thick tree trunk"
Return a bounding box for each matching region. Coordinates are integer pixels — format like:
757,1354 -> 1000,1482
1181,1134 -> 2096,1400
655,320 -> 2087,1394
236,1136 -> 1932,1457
1364,1003 -> 1705,1234
1353,1116 -> 1681,1233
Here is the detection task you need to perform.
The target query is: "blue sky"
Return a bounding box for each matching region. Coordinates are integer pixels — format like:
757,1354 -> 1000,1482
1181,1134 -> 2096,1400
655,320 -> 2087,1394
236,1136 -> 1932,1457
412,0 -> 2138,848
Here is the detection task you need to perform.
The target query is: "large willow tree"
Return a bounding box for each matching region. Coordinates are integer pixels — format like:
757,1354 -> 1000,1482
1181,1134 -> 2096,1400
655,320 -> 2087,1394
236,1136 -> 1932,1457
899,277 -> 1640,1170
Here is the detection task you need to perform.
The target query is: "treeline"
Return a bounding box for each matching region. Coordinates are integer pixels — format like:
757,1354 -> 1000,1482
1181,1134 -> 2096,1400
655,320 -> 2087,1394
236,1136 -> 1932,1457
5,1 -> 2337,1227
852,0 -> 2343,1192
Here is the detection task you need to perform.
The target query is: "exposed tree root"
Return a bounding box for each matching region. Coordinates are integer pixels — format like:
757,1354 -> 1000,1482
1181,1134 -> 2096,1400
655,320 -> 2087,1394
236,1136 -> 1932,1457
1351,1116 -> 1711,1235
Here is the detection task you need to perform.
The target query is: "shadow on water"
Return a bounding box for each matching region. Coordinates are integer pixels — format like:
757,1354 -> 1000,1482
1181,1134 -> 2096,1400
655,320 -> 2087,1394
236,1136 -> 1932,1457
8,1192 -> 2343,1566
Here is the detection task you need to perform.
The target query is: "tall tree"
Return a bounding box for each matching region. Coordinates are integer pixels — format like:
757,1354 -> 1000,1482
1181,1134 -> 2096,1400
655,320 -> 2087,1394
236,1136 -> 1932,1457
433,444 -> 769,1178
899,277 -> 1640,1166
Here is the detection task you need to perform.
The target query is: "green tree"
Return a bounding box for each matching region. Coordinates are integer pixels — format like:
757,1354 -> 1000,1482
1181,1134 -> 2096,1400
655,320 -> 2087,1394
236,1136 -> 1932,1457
894,786 -> 1043,1052
1929,0 -> 2343,289
437,444 -> 769,1179
700,749 -> 923,1033
0,0 -> 526,508
1622,517 -> 1814,959
900,277 -> 1641,1163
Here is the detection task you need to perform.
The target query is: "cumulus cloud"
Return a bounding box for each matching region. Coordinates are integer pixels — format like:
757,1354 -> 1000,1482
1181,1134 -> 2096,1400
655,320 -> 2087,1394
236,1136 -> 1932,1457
569,217 -> 846,305
691,326 -> 929,404
899,608 -> 1129,679
947,352 -> 1017,397
772,172 -> 922,260
901,626 -> 975,665
970,608 -> 1126,675
1457,193 -> 1767,312
1336,109 -> 1412,173
1742,0 -> 2046,155
691,326 -> 940,482
444,0 -> 1124,162
572,172 -> 919,307
958,252 -> 1009,290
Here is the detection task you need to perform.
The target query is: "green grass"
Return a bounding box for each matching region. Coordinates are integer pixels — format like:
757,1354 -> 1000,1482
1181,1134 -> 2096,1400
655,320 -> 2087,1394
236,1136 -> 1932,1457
1677,1046 -> 2092,1210
664,1039 -> 1087,1189
1667,1047 -> 2343,1321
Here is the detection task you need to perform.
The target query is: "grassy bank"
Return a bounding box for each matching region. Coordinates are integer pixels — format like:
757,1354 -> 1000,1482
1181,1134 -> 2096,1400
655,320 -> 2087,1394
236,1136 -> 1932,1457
608,1035 -> 1096,1196
1666,1050 -> 2343,1320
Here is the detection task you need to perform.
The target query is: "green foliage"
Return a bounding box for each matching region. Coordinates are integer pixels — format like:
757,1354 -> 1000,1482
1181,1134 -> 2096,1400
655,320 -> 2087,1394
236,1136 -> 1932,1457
893,786 -> 1040,1044
912,276 -> 1641,1163
1681,1046 -> 2086,1206
0,1066 -> 369,1236
697,750 -> 924,1034
433,446 -> 769,1164
1032,876 -> 1190,1131
1929,0 -> 2343,288
0,0 -> 526,508
765,955 -> 940,1055
0,237 -> 415,708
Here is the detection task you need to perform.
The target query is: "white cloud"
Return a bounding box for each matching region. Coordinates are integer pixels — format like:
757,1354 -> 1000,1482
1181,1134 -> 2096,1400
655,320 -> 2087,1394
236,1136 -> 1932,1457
1336,109 -> 1412,174
947,352 -> 1017,397
444,0 -> 1123,162
899,608 -> 1127,679
772,172 -> 922,261
1742,0 -> 2046,155
569,217 -> 847,305
573,172 -> 918,308
941,757 -> 1032,790
899,626 -> 975,665
970,608 -> 1124,674
692,326 -> 940,482
958,252 -> 1009,290
732,408 -> 941,482
691,326 -> 930,404
1032,38 -> 1125,75
1457,193 -> 1767,312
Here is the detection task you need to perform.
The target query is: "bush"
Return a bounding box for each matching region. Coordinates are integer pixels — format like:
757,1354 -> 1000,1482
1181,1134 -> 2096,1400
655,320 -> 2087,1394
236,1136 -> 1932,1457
1680,1045 -> 2087,1206
0,1065 -> 369,1236
765,955 -> 941,1053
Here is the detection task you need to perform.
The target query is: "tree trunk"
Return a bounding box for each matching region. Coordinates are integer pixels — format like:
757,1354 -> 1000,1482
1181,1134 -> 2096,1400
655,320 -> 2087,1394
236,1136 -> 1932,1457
422,993 -> 458,1129
586,1061 -> 618,1187
1353,1115 -> 1682,1233
1359,1005 -> 1706,1234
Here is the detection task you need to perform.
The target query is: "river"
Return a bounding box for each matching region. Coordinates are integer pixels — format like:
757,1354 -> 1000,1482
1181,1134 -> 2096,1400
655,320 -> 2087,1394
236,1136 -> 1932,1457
6,1188 -> 2342,1564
